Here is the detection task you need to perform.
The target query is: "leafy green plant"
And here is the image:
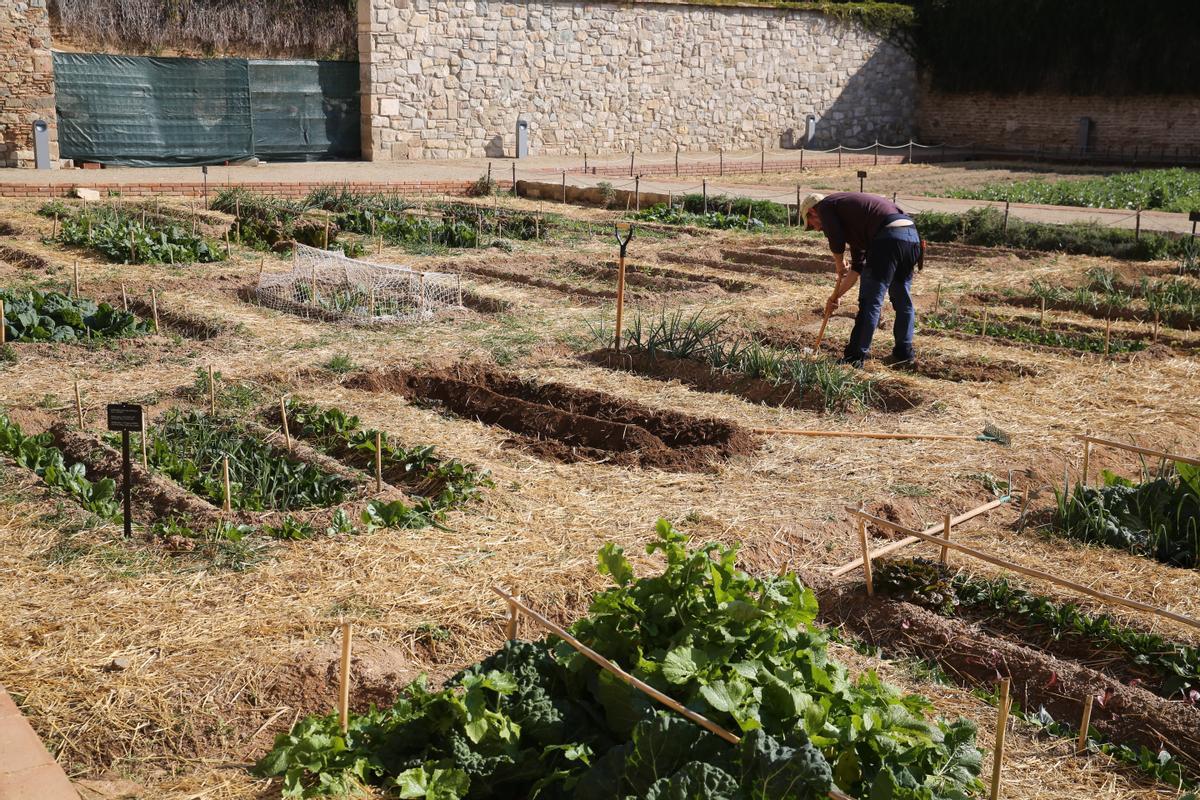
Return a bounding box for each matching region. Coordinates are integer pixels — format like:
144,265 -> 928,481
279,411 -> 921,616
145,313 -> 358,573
283,398 -> 492,517
1054,463 -> 1199,569
258,521 -> 984,799
0,289 -> 153,343
323,353 -> 356,374
631,202 -> 769,231
43,203 -> 226,264
141,410 -> 355,511
0,414 -> 119,519
921,310 -> 1146,354
942,169 -> 1200,214
360,498 -> 434,532
913,208 -> 1188,261
265,517 -> 316,541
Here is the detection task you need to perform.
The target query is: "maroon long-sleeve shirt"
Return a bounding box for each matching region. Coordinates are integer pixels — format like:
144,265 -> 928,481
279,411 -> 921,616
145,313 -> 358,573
814,192 -> 909,271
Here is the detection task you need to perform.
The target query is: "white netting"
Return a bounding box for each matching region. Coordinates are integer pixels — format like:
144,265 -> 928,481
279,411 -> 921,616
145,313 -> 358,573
256,244 -> 463,323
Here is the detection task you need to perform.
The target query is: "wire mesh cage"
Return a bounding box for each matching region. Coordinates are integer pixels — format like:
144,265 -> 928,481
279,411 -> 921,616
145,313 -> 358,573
256,244 -> 464,323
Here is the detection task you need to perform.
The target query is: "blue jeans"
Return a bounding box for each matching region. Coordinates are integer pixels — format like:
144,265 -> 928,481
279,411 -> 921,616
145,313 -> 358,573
845,225 -> 921,364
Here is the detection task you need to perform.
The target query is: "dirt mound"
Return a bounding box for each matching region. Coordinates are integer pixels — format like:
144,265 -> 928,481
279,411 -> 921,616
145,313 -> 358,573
348,364 -> 757,472
124,296 -> 230,340
659,251 -> 821,283
820,584 -> 1200,770
0,243 -> 51,271
49,422 -> 223,528
585,348 -> 921,413
720,247 -> 830,274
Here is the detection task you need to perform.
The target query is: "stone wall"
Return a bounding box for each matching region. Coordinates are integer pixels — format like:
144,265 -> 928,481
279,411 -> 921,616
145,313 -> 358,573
359,0 -> 916,160
919,88 -> 1200,157
0,0 -> 57,168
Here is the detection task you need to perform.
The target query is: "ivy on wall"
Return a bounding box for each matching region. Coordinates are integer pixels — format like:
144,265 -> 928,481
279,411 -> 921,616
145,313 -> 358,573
911,0 -> 1200,96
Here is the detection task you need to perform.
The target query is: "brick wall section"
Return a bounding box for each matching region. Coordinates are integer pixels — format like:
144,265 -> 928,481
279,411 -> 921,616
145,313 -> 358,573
360,0 -> 917,160
0,0 -> 58,168
919,88 -> 1200,156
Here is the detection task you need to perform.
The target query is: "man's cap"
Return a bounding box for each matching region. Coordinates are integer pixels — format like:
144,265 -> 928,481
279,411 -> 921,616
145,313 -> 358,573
799,193 -> 825,229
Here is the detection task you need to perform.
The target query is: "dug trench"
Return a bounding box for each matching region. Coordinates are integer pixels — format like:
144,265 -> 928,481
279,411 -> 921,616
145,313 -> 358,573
589,259 -> 759,293
817,581 -> 1200,771
584,348 -> 923,412
123,296 -> 232,340
0,242 -> 52,271
658,251 -> 823,283
346,364 -> 756,471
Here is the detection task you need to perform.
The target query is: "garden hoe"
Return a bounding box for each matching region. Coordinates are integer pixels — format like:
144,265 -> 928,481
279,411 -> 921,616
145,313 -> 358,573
752,423 -> 1011,446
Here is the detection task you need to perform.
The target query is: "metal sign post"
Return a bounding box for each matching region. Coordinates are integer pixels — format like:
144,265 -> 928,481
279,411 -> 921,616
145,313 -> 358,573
201,165 -> 209,207
107,403 -> 144,537
1190,210 -> 1199,237
613,223 -> 634,351
857,170 -> 867,193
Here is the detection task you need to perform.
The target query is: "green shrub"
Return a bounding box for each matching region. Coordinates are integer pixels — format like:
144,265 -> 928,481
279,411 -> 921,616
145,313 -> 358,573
1,289 -> 153,342
0,414 -> 119,519
44,203 -> 225,264
913,207 -> 1186,261
943,169 -> 1200,214
1054,463 -> 1200,569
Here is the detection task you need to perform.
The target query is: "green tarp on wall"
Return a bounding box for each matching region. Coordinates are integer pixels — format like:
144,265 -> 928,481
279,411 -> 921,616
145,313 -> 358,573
54,53 -> 359,166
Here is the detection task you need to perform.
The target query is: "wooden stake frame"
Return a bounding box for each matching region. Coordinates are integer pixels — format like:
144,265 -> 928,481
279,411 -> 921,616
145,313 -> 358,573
833,497 -> 1008,577
845,507 -> 1200,631
1075,432 -> 1199,469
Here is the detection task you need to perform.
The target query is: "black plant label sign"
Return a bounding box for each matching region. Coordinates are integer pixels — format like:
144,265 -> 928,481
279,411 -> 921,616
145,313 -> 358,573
106,403 -> 143,432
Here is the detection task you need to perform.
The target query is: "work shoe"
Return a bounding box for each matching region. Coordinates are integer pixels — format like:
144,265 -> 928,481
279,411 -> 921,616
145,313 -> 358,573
882,353 -> 916,368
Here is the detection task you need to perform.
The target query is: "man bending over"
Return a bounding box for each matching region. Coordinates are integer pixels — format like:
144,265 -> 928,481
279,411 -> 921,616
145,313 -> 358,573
799,191 -> 922,367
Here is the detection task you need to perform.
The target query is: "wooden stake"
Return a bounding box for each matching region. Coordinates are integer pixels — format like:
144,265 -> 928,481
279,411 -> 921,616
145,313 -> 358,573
52,212 -> 58,239
1076,693 -> 1093,755
222,456 -> 232,512
505,596 -> 521,640
934,282 -> 942,309
338,618 -> 353,734
258,256 -> 265,280
374,430 -> 383,493
1039,296 -> 1046,328
141,415 -> 149,469
990,678 -> 1011,800
753,427 -> 985,442
1081,436 -> 1091,488
208,365 -> 217,414
0,298 -> 5,345
1153,311 -> 1160,343
323,218 -> 330,250
857,519 -> 874,596
1103,317 -> 1111,356
280,397 -> 291,451
74,380 -> 84,429
150,289 -> 160,333
939,512 -> 952,565
981,308 -> 989,337
73,259 -> 80,297
121,284 -> 128,311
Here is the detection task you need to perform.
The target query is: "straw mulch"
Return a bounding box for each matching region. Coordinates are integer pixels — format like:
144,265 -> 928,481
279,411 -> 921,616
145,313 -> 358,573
0,196 -> 1196,799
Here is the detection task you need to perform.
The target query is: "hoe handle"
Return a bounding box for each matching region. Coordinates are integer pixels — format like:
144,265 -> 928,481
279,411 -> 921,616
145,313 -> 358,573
753,428 -> 977,442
